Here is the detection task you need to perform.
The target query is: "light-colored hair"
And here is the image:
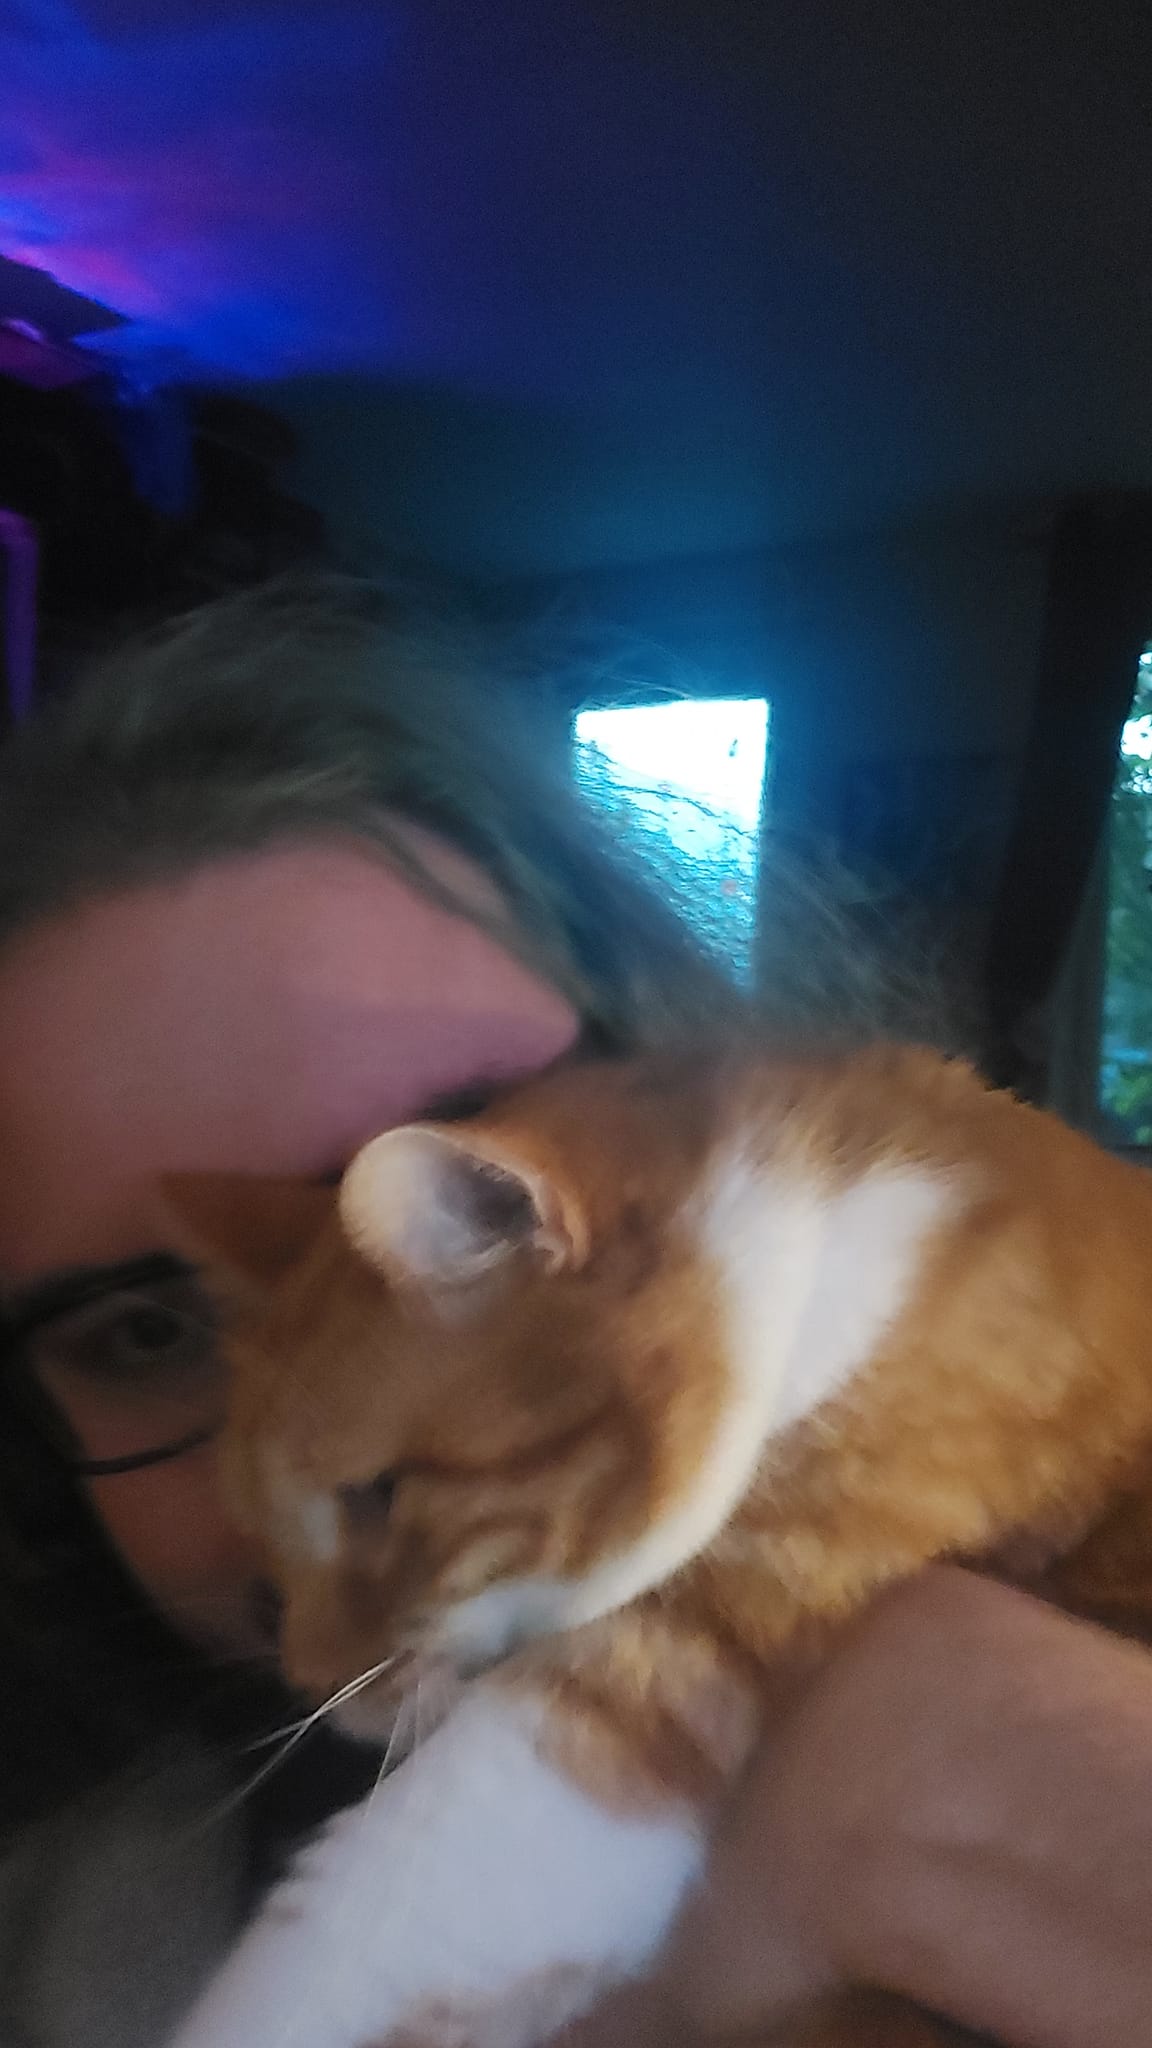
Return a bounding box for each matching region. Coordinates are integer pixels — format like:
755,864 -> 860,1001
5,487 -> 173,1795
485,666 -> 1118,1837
0,572 -> 955,1052
0,574 -> 741,1051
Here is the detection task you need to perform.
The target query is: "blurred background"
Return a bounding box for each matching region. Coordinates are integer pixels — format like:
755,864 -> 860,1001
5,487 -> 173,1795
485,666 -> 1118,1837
3,0 -> 1152,1136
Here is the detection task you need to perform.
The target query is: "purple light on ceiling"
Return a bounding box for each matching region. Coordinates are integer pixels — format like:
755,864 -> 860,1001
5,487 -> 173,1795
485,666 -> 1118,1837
0,2 -> 403,376
0,321 -> 95,386
0,0 -> 789,410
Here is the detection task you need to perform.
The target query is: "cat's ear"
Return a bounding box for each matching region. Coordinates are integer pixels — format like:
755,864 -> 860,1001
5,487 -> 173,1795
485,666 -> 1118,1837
339,1125 -> 587,1291
162,1173 -> 334,1294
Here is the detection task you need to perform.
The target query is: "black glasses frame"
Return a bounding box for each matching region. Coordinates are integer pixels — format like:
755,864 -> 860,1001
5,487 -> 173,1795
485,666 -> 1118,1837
1,1253 -> 223,1477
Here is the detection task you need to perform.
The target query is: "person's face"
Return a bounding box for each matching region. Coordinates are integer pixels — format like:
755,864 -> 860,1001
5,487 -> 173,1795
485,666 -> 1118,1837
0,840 -> 577,1666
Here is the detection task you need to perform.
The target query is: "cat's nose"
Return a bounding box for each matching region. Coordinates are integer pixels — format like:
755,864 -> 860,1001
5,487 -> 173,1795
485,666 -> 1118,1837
338,1471 -> 397,1526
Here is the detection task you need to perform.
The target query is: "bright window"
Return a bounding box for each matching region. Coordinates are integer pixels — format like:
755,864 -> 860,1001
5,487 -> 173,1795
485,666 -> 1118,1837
1100,647 -> 1152,1141
573,696 -> 770,967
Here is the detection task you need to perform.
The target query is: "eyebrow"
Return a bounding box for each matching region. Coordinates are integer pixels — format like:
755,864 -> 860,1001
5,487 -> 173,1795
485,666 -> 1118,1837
0,1071 -> 549,1337
310,1077 -> 521,1184
2,1253 -> 195,1337
418,1078 -> 512,1123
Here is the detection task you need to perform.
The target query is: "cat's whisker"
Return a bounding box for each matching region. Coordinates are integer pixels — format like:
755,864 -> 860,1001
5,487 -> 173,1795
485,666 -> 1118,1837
183,1656 -> 399,1837
377,1685 -> 414,1782
411,1670 -> 438,1772
364,1687 -> 415,1819
233,1712 -> 333,1755
415,1659 -> 457,1743
412,1674 -> 425,1760
231,1667 -> 403,1755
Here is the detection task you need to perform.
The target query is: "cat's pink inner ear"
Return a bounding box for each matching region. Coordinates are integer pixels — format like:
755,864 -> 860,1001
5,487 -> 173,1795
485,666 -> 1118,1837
339,1125 -> 586,1289
162,1173 -> 334,1290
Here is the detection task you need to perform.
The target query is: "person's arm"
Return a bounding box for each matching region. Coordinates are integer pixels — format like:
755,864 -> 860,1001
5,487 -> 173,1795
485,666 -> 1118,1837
677,1566 -> 1152,2043
571,1566 -> 1152,2047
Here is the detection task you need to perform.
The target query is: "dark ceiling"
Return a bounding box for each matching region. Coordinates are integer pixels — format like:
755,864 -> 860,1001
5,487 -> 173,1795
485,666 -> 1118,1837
4,0 -> 1152,575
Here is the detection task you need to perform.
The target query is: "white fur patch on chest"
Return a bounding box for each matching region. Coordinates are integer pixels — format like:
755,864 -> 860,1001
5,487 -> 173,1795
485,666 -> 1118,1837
704,1148 -> 954,1439
564,1150 -> 954,1625
433,1576 -> 571,1667
167,1685 -> 702,2048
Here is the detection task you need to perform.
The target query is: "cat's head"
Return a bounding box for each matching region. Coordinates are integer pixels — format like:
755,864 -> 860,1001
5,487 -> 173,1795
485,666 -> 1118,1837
170,1061 -> 749,1738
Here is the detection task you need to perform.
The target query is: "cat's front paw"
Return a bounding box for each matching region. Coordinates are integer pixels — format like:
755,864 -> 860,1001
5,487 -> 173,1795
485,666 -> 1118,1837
365,1963 -> 610,2048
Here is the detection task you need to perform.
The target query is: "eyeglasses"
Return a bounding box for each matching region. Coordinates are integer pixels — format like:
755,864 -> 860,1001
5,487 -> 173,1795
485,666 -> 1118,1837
3,1255 -> 228,1477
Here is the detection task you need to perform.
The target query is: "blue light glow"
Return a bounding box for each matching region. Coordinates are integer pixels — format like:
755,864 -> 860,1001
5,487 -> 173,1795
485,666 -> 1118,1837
0,1 -> 401,376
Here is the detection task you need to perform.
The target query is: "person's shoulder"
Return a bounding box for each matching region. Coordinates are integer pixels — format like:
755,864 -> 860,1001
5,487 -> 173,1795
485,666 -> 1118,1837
0,1733 -> 247,2048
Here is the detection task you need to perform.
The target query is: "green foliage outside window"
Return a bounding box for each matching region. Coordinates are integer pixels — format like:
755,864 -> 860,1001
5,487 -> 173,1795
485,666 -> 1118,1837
1101,650 -> 1152,1143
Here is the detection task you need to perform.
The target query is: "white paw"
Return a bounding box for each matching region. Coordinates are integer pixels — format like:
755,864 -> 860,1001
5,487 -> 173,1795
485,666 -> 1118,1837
363,1962 -> 608,2048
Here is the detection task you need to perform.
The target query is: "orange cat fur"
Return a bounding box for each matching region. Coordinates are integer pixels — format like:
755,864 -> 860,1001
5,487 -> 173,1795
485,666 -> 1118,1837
169,1044 -> 1152,2048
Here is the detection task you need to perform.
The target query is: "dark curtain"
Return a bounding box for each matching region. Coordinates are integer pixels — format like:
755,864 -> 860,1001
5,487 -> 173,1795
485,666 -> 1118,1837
983,493 -> 1152,1099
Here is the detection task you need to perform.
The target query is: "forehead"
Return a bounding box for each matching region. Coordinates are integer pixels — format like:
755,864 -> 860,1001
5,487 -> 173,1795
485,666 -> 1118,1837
0,842 -> 576,1283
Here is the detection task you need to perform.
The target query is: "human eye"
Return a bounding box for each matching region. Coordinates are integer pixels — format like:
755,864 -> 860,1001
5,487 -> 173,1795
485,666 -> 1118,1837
31,1277 -> 220,1392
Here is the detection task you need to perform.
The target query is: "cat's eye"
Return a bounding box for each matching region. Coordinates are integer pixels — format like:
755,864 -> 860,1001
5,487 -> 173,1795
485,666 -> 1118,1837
339,1472 -> 398,1525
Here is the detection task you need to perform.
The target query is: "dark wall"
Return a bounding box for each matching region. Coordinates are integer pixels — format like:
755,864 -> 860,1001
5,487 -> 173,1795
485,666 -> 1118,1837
505,507 -> 1050,942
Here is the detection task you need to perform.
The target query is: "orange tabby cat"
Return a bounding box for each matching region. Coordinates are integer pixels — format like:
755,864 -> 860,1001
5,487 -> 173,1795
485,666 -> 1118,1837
167,1043 -> 1152,2048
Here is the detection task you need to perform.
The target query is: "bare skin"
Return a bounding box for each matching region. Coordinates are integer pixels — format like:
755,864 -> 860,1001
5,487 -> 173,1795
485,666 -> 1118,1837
657,1567 -> 1152,2046
0,841 -> 577,1651
0,841 -> 1148,2046
561,1569 -> 1152,2047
